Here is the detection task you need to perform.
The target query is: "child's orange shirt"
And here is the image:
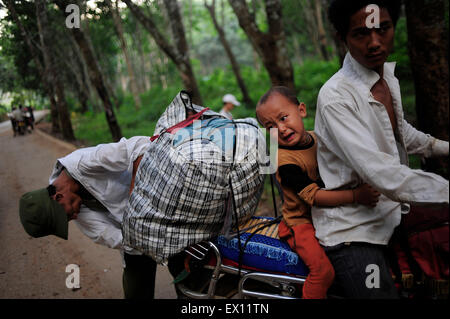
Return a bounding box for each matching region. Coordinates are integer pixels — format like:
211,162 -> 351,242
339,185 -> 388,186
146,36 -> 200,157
276,132 -> 324,227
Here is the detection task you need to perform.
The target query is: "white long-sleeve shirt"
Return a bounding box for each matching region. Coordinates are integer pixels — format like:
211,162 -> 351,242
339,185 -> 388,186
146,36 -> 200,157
219,108 -> 233,120
49,136 -> 151,254
313,52 -> 449,247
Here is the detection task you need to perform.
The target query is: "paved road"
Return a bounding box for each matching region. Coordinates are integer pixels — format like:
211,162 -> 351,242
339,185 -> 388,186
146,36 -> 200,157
0,120 -> 176,299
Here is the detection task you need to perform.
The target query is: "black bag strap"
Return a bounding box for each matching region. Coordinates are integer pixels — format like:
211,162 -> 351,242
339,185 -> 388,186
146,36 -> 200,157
221,120 -> 281,275
271,172 -> 284,204
180,90 -> 196,116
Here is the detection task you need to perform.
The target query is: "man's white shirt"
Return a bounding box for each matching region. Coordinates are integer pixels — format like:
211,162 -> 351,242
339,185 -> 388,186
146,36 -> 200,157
313,52 -> 449,247
49,136 -> 150,256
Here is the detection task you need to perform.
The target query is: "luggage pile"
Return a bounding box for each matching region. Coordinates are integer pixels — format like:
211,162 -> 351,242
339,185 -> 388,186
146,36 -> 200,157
123,92 -> 267,264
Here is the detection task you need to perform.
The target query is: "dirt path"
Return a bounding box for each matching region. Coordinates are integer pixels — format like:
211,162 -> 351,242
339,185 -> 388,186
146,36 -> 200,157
0,126 -> 176,299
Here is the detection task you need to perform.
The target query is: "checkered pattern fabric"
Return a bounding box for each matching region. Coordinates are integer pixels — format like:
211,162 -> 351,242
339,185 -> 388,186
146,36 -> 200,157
122,92 -> 266,264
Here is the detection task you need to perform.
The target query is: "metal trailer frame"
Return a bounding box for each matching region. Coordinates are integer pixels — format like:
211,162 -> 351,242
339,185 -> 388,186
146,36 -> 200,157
176,241 -> 307,299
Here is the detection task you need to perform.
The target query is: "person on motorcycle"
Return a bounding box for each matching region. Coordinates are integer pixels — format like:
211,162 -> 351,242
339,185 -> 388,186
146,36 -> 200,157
25,105 -> 34,132
12,105 -> 27,135
18,136 -> 156,299
312,0 -> 449,298
8,107 -> 18,137
12,105 -> 24,122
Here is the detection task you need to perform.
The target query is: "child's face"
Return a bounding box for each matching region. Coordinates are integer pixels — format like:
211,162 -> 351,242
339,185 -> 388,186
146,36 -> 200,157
257,94 -> 307,147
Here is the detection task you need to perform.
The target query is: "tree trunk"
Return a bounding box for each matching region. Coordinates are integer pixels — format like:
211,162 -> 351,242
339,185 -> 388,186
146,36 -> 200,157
314,0 -> 330,60
292,35 -> 304,65
106,0 -> 142,109
163,0 -> 203,105
5,0 -> 61,134
35,0 -> 75,141
322,4 -> 347,65
58,38 -> 91,114
133,18 -> 151,91
205,0 -> 253,107
123,0 -> 203,105
187,0 -> 193,44
405,0 -> 449,177
55,0 -> 123,142
299,0 -> 323,59
70,26 -> 123,141
228,0 -> 295,90
68,30 -> 99,113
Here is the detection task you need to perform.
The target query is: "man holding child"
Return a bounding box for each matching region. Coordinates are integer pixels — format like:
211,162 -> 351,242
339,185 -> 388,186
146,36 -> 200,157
257,0 -> 448,299
313,0 -> 449,298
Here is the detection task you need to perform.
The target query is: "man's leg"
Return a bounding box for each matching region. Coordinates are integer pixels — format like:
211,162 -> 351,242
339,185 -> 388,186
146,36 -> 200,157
122,253 -> 157,299
324,243 -> 399,299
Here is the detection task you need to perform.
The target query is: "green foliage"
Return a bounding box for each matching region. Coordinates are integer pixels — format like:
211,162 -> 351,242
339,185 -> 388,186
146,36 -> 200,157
72,57 -> 340,145
0,104 -> 8,121
84,7 -> 121,86
294,57 -> 340,112
72,111 -> 111,145
0,1 -> 43,95
1,0 -> 419,151
72,85 -> 181,145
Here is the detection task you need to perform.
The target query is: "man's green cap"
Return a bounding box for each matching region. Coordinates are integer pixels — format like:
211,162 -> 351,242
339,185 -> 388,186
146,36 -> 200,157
19,188 -> 68,240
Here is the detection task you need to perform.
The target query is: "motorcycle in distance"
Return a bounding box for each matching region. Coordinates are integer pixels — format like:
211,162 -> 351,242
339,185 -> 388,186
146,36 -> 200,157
17,119 -> 27,135
16,112 -> 33,136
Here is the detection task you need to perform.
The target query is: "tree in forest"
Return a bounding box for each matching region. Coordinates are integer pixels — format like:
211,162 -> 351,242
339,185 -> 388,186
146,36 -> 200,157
228,0 -> 295,90
105,0 -> 142,109
55,0 -> 123,142
60,36 -> 92,114
297,0 -> 331,61
35,0 -> 76,141
3,0 -> 62,134
35,0 -> 77,141
313,0 -> 330,61
128,13 -> 152,92
204,0 -> 253,107
405,0 -> 449,177
123,0 -> 203,105
36,0 -> 75,140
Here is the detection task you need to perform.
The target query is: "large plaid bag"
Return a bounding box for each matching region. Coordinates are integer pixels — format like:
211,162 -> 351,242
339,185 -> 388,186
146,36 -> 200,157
122,92 -> 266,264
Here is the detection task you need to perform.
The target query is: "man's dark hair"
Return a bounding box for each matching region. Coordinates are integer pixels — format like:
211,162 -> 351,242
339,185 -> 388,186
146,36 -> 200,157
257,86 -> 300,108
328,0 -> 402,41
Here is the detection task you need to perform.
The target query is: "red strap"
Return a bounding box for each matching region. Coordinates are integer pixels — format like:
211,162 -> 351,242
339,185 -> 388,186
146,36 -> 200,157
150,108 -> 210,142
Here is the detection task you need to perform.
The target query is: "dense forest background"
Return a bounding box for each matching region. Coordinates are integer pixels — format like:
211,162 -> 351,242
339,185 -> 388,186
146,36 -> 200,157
0,0 -> 448,176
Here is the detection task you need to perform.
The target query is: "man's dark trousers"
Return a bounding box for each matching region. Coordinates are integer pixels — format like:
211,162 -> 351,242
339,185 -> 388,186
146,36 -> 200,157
122,253 -> 157,299
325,242 -> 399,299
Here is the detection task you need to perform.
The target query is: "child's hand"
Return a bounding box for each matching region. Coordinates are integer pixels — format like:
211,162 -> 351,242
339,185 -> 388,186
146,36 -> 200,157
353,183 -> 380,207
